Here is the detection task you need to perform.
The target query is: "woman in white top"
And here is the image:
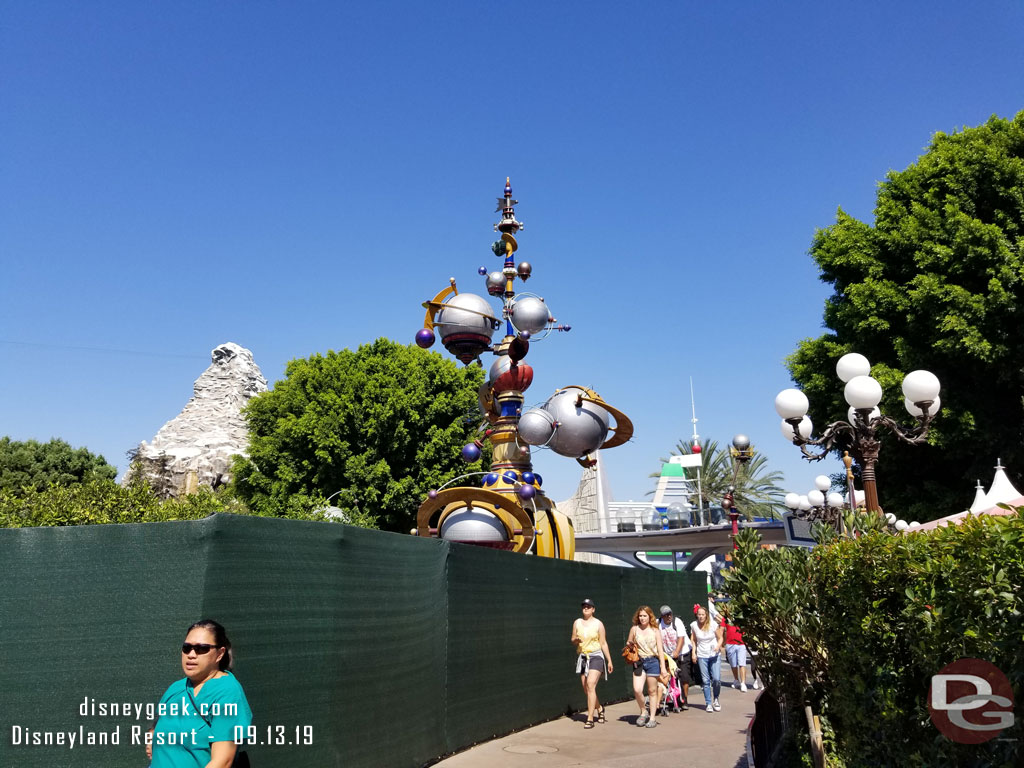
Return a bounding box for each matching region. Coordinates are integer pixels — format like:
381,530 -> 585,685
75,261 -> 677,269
626,605 -> 668,728
690,605 -> 725,712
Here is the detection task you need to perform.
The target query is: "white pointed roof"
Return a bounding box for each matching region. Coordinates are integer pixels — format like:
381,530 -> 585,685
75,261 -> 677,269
969,480 -> 987,513
971,459 -> 1021,512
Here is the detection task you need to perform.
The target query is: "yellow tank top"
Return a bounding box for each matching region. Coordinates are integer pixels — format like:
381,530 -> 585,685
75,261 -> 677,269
576,620 -> 601,655
634,626 -> 658,658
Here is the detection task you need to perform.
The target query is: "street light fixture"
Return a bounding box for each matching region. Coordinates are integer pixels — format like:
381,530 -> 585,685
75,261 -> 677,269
775,353 -> 940,513
723,434 -> 753,548
783,475 -> 845,530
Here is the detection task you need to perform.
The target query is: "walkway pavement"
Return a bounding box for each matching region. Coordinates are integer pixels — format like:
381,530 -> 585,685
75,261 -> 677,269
434,683 -> 753,768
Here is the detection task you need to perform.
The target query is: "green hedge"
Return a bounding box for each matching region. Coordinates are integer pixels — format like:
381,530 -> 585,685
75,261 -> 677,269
728,511 -> 1024,768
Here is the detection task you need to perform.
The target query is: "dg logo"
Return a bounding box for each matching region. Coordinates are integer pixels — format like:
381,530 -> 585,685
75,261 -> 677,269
929,658 -> 1015,744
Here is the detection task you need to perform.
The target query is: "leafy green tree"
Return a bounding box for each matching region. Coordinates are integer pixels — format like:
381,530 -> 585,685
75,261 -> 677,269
0,437 -> 116,493
232,338 -> 489,532
789,111 -> 1024,522
653,438 -> 785,519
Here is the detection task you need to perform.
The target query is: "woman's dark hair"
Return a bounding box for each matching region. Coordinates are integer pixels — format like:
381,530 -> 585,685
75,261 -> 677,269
187,619 -> 233,671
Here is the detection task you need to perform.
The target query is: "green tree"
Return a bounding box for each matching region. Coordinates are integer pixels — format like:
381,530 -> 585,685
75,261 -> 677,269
789,111 -> 1024,523
232,338 -> 489,531
0,437 -> 117,492
654,438 -> 786,519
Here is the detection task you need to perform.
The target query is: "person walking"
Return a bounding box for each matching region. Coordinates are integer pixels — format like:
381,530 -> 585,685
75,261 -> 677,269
570,598 -> 613,728
627,605 -> 668,728
720,606 -> 751,691
658,605 -> 692,710
690,605 -> 724,712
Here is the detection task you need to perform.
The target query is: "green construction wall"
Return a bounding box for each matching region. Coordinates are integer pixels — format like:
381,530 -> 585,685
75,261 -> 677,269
0,514 -> 707,768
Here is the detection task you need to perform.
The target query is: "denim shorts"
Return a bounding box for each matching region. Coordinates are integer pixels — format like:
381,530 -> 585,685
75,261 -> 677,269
639,656 -> 661,676
727,644 -> 747,668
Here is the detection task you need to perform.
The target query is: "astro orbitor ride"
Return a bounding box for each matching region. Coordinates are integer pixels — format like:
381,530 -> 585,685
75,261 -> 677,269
412,180 -> 632,559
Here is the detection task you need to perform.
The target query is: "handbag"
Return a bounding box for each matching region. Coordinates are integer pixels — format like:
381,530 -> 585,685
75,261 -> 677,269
621,641 -> 639,664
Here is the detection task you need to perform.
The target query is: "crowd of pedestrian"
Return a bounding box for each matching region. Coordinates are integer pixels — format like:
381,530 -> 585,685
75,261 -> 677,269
570,596 -> 759,730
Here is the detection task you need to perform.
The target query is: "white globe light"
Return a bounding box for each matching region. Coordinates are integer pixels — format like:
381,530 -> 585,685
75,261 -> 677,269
827,492 -> 844,508
836,353 -> 871,383
814,475 -> 831,492
798,495 -> 812,511
844,375 -> 883,409
909,521 -> 920,528
902,370 -> 940,404
905,396 -> 941,418
885,512 -> 897,524
775,389 -> 810,419
780,416 -> 812,442
845,489 -> 865,507
894,520 -> 909,531
808,490 -> 825,507
847,406 -> 881,424
784,492 -> 801,509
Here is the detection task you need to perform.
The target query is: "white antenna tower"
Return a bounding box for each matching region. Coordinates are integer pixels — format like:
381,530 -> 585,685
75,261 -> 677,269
690,377 -> 705,525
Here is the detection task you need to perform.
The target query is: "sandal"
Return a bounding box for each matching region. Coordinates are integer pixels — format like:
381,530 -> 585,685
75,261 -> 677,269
597,708 -> 606,724
584,720 -> 595,729
645,719 -> 659,728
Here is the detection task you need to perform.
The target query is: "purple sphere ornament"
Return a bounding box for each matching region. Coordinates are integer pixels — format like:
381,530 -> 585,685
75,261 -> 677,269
461,443 -> 482,463
415,328 -> 435,348
519,330 -> 531,340
521,471 -> 536,485
478,266 -> 488,275
517,484 -> 537,500
428,489 -> 438,499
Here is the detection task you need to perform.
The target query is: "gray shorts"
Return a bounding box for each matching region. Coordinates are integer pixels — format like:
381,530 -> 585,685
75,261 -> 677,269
575,653 -> 606,675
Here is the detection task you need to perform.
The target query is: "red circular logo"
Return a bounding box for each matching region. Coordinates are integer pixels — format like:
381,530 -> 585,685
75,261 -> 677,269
928,658 -> 1015,744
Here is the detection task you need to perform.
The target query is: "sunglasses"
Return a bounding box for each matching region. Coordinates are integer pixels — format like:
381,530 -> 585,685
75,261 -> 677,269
181,643 -> 218,655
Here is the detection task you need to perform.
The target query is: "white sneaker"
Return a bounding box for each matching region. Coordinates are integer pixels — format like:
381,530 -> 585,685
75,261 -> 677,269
752,679 -> 761,690
705,704 -> 713,712
740,682 -> 748,692
713,699 -> 721,711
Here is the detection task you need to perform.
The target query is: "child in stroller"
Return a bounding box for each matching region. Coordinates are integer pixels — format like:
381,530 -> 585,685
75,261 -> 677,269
658,654 -> 684,715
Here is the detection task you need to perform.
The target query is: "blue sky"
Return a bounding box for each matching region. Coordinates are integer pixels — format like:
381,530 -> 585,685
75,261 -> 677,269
2,2 -> 1023,507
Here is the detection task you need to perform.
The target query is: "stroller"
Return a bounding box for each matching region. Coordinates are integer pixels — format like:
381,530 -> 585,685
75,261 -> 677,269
658,654 -> 685,715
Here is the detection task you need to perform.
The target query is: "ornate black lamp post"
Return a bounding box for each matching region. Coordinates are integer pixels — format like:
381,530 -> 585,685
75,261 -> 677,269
774,353 -> 940,513
723,433 -> 752,548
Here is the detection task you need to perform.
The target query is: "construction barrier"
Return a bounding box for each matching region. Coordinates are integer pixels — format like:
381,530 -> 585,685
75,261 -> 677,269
0,514 -> 707,767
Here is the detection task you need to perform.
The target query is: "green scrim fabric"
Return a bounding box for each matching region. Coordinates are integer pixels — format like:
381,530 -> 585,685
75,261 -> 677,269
0,514 -> 706,768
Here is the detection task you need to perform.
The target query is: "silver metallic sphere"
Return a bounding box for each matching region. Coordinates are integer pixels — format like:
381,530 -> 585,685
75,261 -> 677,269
435,292 -> 497,340
518,407 -> 556,446
509,296 -> 551,336
440,508 -> 508,542
732,434 -> 750,451
485,271 -> 506,296
544,388 -> 610,458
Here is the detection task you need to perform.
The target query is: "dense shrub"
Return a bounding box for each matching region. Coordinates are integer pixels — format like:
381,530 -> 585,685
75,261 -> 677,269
728,512 -> 1024,767
0,477 -> 375,528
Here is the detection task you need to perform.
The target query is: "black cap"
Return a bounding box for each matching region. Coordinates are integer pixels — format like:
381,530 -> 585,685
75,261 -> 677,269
581,598 -> 595,608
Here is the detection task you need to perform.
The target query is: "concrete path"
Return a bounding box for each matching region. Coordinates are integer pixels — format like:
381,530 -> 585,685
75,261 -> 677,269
433,683 -> 753,768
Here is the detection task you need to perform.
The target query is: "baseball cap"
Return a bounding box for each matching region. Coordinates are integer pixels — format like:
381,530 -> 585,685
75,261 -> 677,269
660,605 -> 672,616
581,598 -> 595,608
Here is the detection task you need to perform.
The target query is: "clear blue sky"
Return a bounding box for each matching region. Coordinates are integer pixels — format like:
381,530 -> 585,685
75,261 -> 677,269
2,2 -> 1022,507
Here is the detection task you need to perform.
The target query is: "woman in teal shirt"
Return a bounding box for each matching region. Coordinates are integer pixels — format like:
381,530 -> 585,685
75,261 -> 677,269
148,619 -> 252,768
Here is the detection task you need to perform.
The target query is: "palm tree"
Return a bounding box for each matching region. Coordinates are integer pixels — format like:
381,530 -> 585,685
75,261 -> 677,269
651,438 -> 786,520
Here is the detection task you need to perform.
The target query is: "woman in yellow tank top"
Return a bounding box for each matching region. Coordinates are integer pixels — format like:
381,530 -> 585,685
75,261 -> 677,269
570,598 -> 613,728
627,605 -> 668,728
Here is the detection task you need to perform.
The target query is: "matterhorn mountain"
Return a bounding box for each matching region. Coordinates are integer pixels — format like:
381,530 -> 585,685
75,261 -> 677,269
125,342 -> 268,496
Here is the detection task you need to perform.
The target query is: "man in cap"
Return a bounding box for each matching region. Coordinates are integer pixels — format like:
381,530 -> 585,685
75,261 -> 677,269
658,605 -> 692,710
